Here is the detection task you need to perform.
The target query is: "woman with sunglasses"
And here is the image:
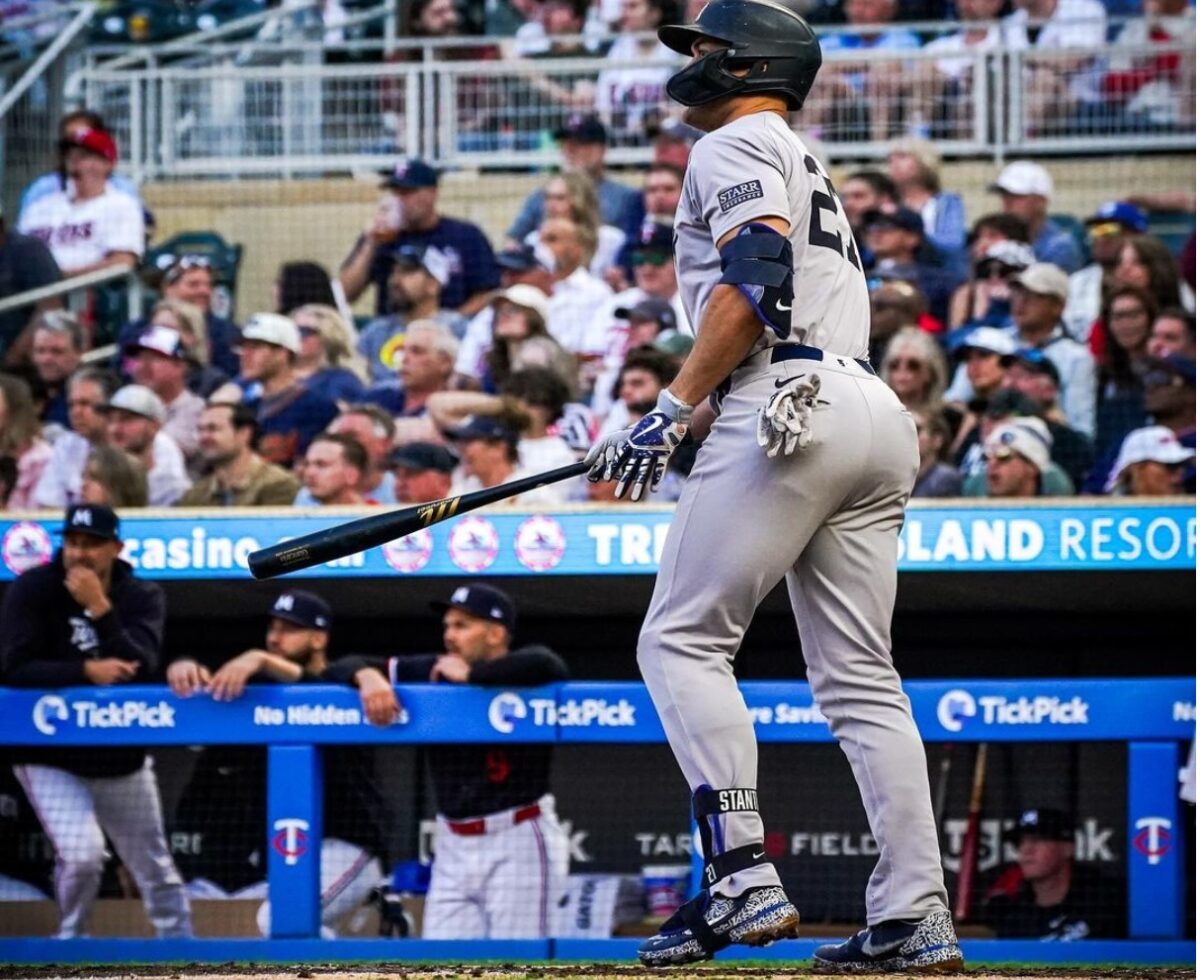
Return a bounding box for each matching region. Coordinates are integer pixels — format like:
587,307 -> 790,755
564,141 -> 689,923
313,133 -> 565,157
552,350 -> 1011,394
880,326 -> 948,414
946,240 -> 1036,335
291,304 -> 368,406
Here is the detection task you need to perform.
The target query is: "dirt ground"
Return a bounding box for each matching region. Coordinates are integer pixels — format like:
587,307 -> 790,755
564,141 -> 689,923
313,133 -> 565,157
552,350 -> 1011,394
0,967 -> 1192,980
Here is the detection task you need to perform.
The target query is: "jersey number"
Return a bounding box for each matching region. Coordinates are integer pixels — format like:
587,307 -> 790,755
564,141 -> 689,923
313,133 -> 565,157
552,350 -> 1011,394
804,155 -> 861,271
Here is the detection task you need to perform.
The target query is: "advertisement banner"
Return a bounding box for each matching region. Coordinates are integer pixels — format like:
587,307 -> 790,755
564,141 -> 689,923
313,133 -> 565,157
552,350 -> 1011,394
2,503 -> 1193,581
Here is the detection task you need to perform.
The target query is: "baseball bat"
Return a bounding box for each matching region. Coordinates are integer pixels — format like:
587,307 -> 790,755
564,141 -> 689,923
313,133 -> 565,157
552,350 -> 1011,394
953,742 -> 988,922
247,461 -> 589,580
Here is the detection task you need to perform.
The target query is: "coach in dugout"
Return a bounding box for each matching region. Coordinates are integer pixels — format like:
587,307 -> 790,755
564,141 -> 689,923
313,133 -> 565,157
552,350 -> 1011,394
0,504 -> 192,939
326,583 -> 569,939
166,589 -> 388,936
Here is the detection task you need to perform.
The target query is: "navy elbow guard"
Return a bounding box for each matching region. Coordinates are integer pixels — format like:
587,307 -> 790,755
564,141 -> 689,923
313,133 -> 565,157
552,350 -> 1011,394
718,223 -> 794,339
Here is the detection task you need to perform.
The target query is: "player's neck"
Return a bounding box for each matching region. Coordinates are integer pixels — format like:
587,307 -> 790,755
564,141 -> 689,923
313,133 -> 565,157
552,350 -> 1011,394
708,98 -> 788,131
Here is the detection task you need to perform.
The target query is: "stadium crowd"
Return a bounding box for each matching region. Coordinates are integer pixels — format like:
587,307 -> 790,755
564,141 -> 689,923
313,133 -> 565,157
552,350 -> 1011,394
0,101 -> 1194,510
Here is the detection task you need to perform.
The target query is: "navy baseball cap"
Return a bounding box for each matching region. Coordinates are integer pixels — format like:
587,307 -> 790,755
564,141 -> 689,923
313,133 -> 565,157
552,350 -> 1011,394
554,113 -> 607,144
59,504 -> 120,542
631,220 -> 675,257
445,415 -> 520,445
863,207 -> 925,236
431,583 -> 516,632
1086,201 -> 1148,233
391,442 -> 458,473
1011,347 -> 1061,386
381,158 -> 439,190
615,297 -> 678,333
270,589 -> 332,631
495,243 -> 553,272
1007,807 -> 1074,843
985,388 -> 1041,419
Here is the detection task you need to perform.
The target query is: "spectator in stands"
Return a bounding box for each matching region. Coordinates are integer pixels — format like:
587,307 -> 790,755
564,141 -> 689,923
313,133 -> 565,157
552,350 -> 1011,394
340,159 -> 500,317
507,115 -> 642,242
598,342 -> 678,435
1113,233 -> 1194,314
950,326 -> 1017,407
947,241 -> 1036,336
647,115 -> 699,171
295,406 -> 397,506
298,433 -> 371,506
910,405 -> 963,497
988,162 -> 1083,274
124,300 -> 228,400
445,412 -> 564,505
357,245 -> 465,384
274,260 -> 337,315
234,313 -> 339,468
839,170 -> 899,261
1001,0 -> 1108,137
1005,350 -> 1095,485
292,304 -> 367,405
165,590 -> 387,937
391,442 -> 457,503
17,128 -> 143,278
593,0 -> 676,140
364,318 -> 459,426
985,808 -> 1124,938
103,385 -> 191,506
863,208 -> 962,323
1149,308 -> 1196,359
587,222 -> 686,412
881,327 -> 948,414
0,503 -> 192,940
0,205 -> 61,365
610,162 -> 686,287
116,256 -> 240,380
17,111 -> 139,222
0,373 -> 52,510
1095,284 -> 1157,457
323,583 -> 569,939
486,286 -> 579,396
1105,0 -> 1195,131
30,311 -> 83,429
32,367 -> 119,508
968,417 -> 1072,497
80,445 -> 148,508
537,215 -> 614,355
886,138 -> 967,264
1004,263 -> 1096,437
1064,202 -> 1149,340
128,325 -> 206,464
1138,356 -> 1196,468
919,0 -> 1005,139
178,403 -> 300,507
430,368 -> 578,499
810,0 -> 921,143
1105,425 -> 1194,495
966,213 -> 1033,265
529,171 -> 625,278
867,278 -> 925,370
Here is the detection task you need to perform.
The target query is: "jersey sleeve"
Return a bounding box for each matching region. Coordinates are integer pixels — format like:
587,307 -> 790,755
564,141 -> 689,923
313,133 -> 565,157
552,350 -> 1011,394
688,127 -> 792,244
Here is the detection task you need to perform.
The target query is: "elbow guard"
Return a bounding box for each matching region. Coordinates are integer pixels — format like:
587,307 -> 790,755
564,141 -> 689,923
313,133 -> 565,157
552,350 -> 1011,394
718,223 -> 795,339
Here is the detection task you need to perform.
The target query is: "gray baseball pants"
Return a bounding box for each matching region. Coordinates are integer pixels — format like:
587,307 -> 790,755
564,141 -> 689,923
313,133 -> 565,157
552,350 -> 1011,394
637,347 -> 949,925
15,759 -> 192,938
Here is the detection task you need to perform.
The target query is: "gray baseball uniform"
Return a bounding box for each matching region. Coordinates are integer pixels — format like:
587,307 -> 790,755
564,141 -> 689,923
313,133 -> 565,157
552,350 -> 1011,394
638,110 -> 949,925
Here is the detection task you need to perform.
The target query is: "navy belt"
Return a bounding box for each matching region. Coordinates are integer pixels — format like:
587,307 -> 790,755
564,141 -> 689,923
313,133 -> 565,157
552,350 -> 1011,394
769,343 -> 876,376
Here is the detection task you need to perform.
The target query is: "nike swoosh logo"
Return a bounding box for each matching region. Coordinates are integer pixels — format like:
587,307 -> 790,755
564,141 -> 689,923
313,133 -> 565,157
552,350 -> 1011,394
774,375 -> 806,388
751,851 -> 766,860
776,300 -> 792,312
860,935 -> 907,958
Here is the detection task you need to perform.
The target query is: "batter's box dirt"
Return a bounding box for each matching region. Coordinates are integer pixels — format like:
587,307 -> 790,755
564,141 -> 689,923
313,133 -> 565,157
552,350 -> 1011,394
0,966 -> 1193,980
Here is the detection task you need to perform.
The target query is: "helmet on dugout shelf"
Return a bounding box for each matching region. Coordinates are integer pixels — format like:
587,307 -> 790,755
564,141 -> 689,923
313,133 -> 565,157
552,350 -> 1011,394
658,0 -> 822,110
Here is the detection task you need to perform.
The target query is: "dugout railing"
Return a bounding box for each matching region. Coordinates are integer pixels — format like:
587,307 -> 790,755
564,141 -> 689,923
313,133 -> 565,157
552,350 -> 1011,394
0,678 -> 1192,965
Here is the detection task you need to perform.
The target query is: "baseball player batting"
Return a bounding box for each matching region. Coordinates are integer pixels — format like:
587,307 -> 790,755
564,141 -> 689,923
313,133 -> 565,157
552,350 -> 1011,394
585,2 -> 962,970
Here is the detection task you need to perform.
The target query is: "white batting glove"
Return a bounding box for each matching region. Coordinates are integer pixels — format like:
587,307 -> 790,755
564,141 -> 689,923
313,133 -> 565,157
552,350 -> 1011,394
757,373 -> 821,458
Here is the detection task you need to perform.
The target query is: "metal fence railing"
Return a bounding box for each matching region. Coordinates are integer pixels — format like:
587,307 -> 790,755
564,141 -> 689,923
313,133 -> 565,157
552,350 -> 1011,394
71,17 -> 1195,181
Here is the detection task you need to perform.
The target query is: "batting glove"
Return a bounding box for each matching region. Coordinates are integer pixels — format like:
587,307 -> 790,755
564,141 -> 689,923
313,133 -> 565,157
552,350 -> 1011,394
757,373 -> 821,458
585,390 -> 692,501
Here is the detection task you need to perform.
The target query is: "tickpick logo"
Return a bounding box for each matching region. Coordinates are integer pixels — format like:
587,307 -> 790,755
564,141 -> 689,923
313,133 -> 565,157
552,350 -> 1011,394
488,692 -> 527,734
32,695 -> 69,735
937,690 -> 976,733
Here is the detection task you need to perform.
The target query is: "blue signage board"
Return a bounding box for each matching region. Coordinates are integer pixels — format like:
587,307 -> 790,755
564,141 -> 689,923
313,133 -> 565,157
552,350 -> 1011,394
0,503 -> 1193,581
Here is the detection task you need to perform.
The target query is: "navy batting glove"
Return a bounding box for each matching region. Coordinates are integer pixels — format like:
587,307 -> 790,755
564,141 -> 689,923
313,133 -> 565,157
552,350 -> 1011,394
605,390 -> 692,501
